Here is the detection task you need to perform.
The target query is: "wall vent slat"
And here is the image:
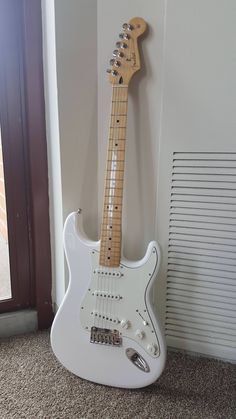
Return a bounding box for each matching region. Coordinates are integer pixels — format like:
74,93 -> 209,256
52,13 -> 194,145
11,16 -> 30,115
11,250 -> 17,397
165,152 -> 236,360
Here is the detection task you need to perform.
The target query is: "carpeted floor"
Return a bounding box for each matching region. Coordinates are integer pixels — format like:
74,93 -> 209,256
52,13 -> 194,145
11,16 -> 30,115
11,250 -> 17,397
0,331 -> 235,419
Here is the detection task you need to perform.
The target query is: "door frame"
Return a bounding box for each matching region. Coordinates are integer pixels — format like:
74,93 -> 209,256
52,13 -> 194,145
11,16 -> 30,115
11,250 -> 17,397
0,0 -> 53,329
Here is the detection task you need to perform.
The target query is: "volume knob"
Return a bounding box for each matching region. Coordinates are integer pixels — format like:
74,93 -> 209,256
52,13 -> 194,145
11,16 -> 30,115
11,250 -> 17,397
135,329 -> 145,340
147,343 -> 158,355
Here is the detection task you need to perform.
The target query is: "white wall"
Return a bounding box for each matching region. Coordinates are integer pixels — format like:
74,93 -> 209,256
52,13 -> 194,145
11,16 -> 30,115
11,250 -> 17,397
42,0 -> 98,307
156,0 -> 236,360
54,0 -> 98,237
97,1 -> 166,322
43,0 -> 166,310
43,1 -> 236,359
42,0 -> 65,307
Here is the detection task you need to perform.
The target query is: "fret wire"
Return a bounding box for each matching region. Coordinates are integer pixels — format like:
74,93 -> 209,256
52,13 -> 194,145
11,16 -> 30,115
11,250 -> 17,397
100,85 -> 128,267
107,178 -> 123,182
100,241 -> 121,245
100,244 -> 121,248
104,210 -> 121,213
105,186 -> 123,190
101,225 -> 121,229
107,159 -> 124,162
100,248 -> 121,251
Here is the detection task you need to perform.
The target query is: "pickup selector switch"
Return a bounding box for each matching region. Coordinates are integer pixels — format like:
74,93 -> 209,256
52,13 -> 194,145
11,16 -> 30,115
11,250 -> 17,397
121,319 -> 130,329
135,329 -> 145,340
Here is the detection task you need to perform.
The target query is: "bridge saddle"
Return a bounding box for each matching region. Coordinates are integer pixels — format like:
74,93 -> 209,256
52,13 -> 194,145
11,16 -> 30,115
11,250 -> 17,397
90,326 -> 122,346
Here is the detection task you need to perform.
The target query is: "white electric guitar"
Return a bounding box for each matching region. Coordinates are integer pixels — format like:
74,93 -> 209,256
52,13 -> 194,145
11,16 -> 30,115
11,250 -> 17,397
51,17 -> 166,388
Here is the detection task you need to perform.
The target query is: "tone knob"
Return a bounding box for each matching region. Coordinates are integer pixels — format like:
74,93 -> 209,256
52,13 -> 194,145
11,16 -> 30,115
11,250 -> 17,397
147,343 -> 158,355
121,319 -> 130,329
135,329 -> 145,340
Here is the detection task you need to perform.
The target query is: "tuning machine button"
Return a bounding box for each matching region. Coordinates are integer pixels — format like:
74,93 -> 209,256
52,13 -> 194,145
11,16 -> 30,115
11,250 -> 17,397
121,319 -> 130,329
109,59 -> 121,67
119,33 -> 130,40
135,329 -> 145,340
116,41 -> 127,49
122,23 -> 133,31
106,69 -> 118,76
113,49 -> 124,58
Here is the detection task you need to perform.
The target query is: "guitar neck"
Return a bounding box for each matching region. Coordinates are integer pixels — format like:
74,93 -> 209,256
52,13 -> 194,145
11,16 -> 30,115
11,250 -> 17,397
99,85 -> 128,267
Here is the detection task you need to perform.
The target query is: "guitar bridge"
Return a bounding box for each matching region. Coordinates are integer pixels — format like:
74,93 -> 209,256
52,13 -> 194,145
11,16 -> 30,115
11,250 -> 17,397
90,326 -> 122,346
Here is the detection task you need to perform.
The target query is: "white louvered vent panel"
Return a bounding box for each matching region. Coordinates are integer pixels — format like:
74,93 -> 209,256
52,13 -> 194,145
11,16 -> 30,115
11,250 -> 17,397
165,152 -> 236,360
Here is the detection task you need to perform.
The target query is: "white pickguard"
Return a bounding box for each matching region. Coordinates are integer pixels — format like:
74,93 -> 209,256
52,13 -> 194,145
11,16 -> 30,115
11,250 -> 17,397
51,212 -> 166,388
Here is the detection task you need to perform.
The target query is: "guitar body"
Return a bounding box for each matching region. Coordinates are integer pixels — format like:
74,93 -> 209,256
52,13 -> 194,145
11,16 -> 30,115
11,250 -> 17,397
51,211 -> 166,388
51,17 -> 166,388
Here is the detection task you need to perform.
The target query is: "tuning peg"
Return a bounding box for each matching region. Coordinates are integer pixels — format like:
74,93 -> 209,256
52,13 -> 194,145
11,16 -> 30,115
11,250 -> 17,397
119,33 -> 130,40
110,59 -> 120,67
113,50 -> 124,58
116,41 -> 127,49
107,69 -> 118,76
122,23 -> 133,31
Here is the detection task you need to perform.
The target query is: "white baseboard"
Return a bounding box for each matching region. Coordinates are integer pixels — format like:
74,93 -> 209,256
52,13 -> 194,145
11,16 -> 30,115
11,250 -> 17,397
0,310 -> 37,338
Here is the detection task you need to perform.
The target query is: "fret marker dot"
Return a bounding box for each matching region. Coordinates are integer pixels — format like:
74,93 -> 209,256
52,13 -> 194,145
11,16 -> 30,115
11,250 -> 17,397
117,119 -> 120,123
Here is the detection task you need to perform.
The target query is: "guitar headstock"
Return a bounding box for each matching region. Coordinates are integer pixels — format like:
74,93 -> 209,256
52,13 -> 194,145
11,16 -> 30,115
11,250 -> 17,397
107,17 -> 147,86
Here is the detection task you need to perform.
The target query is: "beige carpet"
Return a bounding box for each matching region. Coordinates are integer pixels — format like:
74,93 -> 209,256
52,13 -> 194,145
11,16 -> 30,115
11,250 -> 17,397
0,331 -> 235,419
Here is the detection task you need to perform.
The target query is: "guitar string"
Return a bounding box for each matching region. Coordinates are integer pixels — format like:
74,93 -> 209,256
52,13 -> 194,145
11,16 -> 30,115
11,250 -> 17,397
102,85 -> 116,330
111,85 -> 126,330
112,85 -> 125,330
112,85 -> 120,330
96,85 -> 127,331
114,85 -> 120,330
106,85 -> 116,330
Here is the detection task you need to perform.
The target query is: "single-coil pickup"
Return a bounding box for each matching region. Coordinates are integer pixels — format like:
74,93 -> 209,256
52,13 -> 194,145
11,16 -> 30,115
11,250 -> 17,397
91,310 -> 119,324
92,290 -> 122,300
94,269 -> 122,277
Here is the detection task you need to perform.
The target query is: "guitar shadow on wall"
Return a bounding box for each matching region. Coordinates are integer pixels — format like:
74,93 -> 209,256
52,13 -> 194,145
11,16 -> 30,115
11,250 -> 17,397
76,89 -> 99,242
124,24 -> 158,261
